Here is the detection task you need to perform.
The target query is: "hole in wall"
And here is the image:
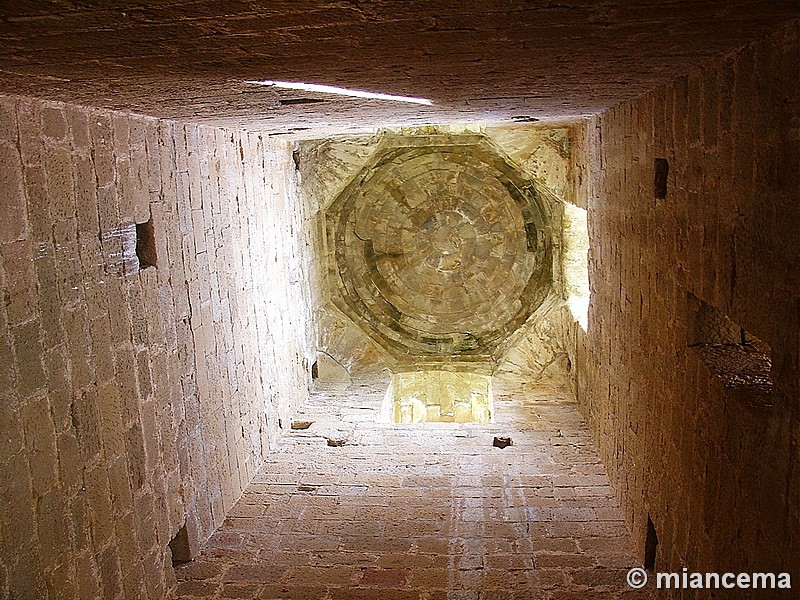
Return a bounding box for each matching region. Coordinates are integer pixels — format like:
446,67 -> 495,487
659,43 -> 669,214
687,293 -> 773,406
245,80 -> 433,105
279,98 -> 328,105
101,218 -> 156,277
493,436 -> 512,448
136,216 -> 157,270
654,158 -> 669,200
645,516 -> 659,570
169,525 -> 192,565
310,352 -> 350,386
524,222 -> 539,252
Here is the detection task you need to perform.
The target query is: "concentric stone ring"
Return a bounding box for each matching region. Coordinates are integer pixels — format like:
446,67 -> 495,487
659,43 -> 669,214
326,134 -> 553,363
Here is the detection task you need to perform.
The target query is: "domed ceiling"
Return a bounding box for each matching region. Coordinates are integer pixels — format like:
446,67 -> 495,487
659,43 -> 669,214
324,133 -> 553,366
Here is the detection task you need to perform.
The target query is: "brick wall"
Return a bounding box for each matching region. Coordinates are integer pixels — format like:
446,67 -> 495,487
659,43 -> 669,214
0,96 -> 315,598
572,23 -> 799,592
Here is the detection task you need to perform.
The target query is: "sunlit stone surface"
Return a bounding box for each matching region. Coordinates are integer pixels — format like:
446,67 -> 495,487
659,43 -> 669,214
384,371 -> 493,423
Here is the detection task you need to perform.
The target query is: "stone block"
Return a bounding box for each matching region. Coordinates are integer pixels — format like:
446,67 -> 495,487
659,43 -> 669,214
97,380 -> 125,458
112,343 -> 140,426
0,96 -> 16,143
63,306 -> 93,391
74,549 -> 101,600
0,402 -> 23,462
106,281 -> 133,344
69,492 -> 92,553
15,99 -> 42,167
96,185 -> 121,235
0,320 -> 15,394
34,248 -> 65,350
1,240 -> 36,326
108,456 -> 134,518
84,465 -> 114,547
90,116 -> 115,188
0,452 -> 36,555
0,142 -> 26,244
56,426 -> 82,492
72,388 -> 102,463
98,544 -> 123,600
66,105 -> 90,150
73,153 -> 100,239
115,511 -> 146,599
21,391 -> 58,497
8,541 -> 46,600
41,106 -> 68,142
36,488 -> 71,567
124,420 -> 146,492
53,218 -> 84,305
44,561 -> 79,600
44,145 -> 76,222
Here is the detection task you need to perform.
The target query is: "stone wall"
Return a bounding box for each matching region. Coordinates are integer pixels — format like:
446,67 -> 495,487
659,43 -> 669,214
0,95 -> 315,598
573,23 -> 799,591
0,2 -> 796,130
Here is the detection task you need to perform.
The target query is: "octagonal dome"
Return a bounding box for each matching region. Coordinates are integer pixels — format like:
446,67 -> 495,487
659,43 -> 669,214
324,133 -> 553,367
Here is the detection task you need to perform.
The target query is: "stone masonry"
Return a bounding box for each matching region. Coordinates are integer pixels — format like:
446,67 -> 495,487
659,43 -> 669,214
300,125 -> 581,382
567,24 -> 800,594
0,3 -> 797,600
0,95 -> 316,598
173,376 -> 650,600
0,2 -> 796,131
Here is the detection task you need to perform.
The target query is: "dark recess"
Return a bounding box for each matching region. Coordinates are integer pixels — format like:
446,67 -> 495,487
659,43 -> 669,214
279,98 -> 328,105
169,525 -> 192,564
136,217 -> 157,269
645,516 -> 659,570
654,158 -> 669,199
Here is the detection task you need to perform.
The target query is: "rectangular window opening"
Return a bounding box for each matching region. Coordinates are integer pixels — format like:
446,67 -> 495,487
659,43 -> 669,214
654,158 -> 669,200
136,216 -> 157,270
688,293 -> 773,406
382,371 -> 493,424
562,202 -> 590,331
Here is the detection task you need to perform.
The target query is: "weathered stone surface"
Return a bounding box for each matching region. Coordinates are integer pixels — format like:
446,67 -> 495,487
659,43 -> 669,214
0,95 -> 317,598
302,126 -> 582,379
0,5 -> 795,600
0,3 -> 795,132
174,377 -> 649,599
324,133 -> 553,365
569,23 -> 799,588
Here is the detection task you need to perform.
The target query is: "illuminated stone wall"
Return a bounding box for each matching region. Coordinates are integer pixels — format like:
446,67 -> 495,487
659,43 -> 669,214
384,371 -> 493,423
0,95 -> 316,597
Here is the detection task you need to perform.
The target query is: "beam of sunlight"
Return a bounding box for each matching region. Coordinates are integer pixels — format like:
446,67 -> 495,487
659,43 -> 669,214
562,203 -> 590,331
245,80 -> 433,105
